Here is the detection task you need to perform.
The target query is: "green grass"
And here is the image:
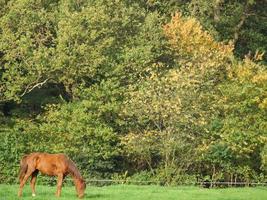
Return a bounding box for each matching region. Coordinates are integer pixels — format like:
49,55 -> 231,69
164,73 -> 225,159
0,184 -> 266,200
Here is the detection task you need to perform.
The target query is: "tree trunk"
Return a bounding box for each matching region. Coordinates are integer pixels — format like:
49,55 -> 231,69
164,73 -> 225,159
214,0 -> 225,23
230,173 -> 233,187
233,1 -> 250,45
211,165 -> 216,188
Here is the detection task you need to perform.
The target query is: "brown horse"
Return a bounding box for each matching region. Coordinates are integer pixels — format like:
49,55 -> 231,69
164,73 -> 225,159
18,152 -> 86,198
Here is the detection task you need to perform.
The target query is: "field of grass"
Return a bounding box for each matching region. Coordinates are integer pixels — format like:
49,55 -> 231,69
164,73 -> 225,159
0,184 -> 266,200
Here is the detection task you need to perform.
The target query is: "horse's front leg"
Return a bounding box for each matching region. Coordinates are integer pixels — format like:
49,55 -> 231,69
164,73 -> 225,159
56,174 -> 64,197
30,170 -> 39,197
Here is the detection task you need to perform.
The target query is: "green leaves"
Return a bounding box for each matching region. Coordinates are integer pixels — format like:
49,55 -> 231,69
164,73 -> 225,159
0,0 -> 58,101
0,0 -> 266,184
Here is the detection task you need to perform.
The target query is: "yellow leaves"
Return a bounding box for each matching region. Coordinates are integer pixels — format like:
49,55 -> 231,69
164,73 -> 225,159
259,98 -> 267,110
253,50 -> 265,61
259,136 -> 267,143
252,73 -> 267,85
229,55 -> 267,88
121,131 -> 160,157
198,142 -> 209,152
223,51 -> 267,111
235,63 -> 254,82
122,131 -> 159,144
163,12 -> 233,68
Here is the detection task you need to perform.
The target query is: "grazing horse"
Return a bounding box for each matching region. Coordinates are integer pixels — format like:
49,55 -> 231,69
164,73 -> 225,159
18,152 -> 86,198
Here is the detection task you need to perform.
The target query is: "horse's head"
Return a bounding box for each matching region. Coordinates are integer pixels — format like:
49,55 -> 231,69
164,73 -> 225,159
76,178 -> 86,198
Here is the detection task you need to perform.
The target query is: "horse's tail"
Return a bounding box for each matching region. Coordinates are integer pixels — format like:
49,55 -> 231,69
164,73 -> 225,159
18,155 -> 28,182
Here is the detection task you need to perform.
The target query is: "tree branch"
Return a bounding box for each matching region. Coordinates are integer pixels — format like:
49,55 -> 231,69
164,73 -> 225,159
213,0 -> 225,23
233,2 -> 250,45
20,78 -> 50,97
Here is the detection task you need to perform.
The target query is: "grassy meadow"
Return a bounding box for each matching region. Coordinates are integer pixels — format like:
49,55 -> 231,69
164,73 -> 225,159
0,184 -> 266,200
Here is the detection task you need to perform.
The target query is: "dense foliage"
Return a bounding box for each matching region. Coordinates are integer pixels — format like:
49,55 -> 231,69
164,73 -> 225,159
0,0 -> 266,185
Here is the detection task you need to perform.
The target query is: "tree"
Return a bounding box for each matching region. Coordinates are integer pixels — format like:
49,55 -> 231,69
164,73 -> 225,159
137,0 -> 267,62
0,0 -> 172,182
122,12 -> 233,183
216,55 -> 267,180
188,0 -> 267,62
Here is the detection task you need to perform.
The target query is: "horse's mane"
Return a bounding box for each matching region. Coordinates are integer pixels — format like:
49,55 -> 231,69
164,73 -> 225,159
67,158 -> 84,181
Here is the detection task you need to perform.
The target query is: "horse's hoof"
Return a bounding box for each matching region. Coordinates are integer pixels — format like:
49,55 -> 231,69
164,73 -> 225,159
32,193 -> 36,197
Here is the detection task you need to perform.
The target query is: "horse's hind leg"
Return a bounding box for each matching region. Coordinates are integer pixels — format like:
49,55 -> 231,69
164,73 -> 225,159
18,169 -> 34,197
30,170 -> 39,197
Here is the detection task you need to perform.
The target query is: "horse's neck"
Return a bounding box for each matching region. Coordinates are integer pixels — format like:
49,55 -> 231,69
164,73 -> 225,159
67,160 -> 80,176
68,164 -> 82,182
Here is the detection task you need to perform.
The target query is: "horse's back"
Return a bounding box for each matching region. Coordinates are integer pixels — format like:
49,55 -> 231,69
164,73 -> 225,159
24,152 -> 68,160
21,152 -> 70,176
41,153 -> 70,175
